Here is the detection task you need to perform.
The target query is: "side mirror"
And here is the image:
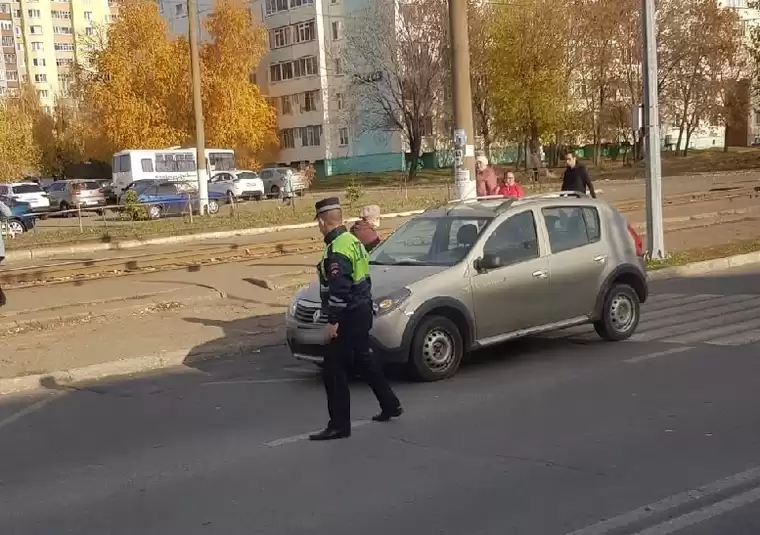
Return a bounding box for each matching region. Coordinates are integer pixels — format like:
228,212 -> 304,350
475,254 -> 502,272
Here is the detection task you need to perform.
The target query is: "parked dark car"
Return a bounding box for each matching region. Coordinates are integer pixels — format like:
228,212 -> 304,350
124,179 -> 225,219
1,200 -> 36,233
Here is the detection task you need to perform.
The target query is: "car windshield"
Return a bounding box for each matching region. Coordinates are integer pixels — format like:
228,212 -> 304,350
369,216 -> 492,267
129,181 -> 154,195
12,184 -> 43,194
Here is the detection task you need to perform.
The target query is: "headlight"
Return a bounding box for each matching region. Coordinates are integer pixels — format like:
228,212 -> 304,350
374,288 -> 411,316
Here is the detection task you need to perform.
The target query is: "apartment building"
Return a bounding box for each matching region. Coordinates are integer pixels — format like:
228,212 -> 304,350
0,0 -> 117,108
162,0 -> 406,176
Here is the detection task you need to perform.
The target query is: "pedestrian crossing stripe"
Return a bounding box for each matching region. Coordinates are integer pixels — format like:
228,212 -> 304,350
541,293 -> 760,347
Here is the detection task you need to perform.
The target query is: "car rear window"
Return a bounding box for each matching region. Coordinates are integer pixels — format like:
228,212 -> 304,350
237,172 -> 259,181
11,184 -> 43,194
75,181 -> 101,191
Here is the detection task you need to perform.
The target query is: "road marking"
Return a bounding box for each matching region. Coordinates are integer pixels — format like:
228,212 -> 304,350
666,317 -> 760,345
563,464 -> 760,535
629,484 -> 760,535
201,377 -> 313,386
0,393 -> 61,433
642,294 -> 756,321
638,295 -> 760,329
264,420 -> 371,447
624,346 -> 694,364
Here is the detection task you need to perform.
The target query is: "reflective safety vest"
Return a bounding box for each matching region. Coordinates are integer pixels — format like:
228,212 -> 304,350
318,230 -> 372,311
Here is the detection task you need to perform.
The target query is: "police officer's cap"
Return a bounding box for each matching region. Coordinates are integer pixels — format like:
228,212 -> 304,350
314,197 -> 341,219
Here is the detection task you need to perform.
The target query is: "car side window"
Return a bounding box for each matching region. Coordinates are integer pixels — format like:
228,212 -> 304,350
482,211 -> 539,266
141,159 -> 153,173
261,170 -> 272,179
157,183 -> 178,195
542,206 -> 600,254
48,182 -> 64,192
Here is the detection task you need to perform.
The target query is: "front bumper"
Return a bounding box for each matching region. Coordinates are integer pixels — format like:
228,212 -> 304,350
285,301 -> 410,365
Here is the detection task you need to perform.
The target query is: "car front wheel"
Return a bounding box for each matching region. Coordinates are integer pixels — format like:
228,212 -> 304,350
148,204 -> 162,219
6,219 -> 26,234
408,315 -> 464,382
207,199 -> 220,215
594,283 -> 640,341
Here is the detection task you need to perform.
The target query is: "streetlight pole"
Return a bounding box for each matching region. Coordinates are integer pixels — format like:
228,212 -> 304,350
642,0 -> 665,259
187,0 -> 209,214
449,0 -> 476,200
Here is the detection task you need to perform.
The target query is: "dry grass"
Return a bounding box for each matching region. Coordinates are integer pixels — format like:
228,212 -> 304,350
647,237 -> 760,270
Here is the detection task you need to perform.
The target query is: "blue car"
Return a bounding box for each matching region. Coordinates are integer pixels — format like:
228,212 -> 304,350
1,199 -> 36,234
124,180 -> 225,219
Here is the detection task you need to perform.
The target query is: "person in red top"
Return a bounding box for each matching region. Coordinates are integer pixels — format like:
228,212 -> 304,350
498,171 -> 525,199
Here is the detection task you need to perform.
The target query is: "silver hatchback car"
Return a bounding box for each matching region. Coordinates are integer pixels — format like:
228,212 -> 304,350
286,192 -> 648,382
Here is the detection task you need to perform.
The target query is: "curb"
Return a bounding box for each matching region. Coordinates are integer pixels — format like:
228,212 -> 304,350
1,251 -> 758,396
3,210 -> 425,263
647,250 -> 760,280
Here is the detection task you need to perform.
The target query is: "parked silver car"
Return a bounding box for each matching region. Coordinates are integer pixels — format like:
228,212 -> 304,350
46,180 -> 107,214
286,192 -> 648,382
259,167 -> 308,198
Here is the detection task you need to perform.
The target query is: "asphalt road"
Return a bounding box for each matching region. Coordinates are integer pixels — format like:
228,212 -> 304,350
2,265 -> 760,534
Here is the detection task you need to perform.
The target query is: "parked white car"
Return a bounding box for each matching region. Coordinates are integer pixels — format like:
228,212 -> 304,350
209,170 -> 265,202
0,182 -> 51,214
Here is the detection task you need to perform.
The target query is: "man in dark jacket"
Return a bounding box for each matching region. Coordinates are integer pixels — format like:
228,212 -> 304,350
561,153 -> 596,198
350,204 -> 382,252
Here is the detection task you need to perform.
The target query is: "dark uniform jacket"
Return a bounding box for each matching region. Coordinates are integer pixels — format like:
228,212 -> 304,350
561,163 -> 596,198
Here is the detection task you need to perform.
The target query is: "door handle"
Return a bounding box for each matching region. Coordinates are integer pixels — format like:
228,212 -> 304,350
532,270 -> 548,279
593,255 -> 608,264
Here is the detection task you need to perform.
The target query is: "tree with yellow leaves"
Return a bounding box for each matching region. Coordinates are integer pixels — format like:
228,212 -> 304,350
0,85 -> 42,181
75,0 -> 277,168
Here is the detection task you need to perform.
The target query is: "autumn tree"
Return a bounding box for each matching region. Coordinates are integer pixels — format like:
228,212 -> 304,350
74,0 -> 277,168
486,0 -> 570,162
0,85 -> 42,181
663,0 -> 741,155
341,0 -> 448,180
468,0 -> 496,158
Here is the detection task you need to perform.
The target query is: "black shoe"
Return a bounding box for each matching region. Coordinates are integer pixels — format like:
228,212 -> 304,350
372,406 -> 403,422
309,427 -> 351,441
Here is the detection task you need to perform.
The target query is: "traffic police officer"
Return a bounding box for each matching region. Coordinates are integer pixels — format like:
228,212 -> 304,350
309,197 -> 403,441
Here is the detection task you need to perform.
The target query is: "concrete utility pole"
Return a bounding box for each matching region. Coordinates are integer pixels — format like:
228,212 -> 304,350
187,0 -> 209,214
449,0 -> 477,200
642,0 -> 665,259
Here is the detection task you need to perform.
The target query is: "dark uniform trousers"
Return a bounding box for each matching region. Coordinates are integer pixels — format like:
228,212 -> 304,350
323,301 -> 400,432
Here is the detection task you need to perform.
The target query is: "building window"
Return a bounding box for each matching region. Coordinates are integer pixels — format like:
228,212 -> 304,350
32,57 -> 45,66
27,8 -> 40,17
338,127 -> 349,147
85,27 -> 94,35
294,20 -> 314,43
54,26 -> 74,34
54,43 -> 75,51
302,90 -> 318,112
331,20 -> 342,40
52,10 -> 71,18
0,21 -> 9,31
56,57 -> 74,67
1,36 -> 13,47
422,116 -> 434,136
31,41 -> 43,51
265,0 -> 288,16
4,53 -> 15,63
6,70 -> 17,81
755,111 -> 760,127
281,128 -> 295,149
30,25 -> 43,34
269,26 -> 290,49
336,92 -> 344,110
289,0 -> 314,7
84,10 -> 92,19
38,89 -> 49,98
175,3 -> 184,15
0,4 -> 9,13
34,73 -> 47,82
300,124 -> 322,147
281,95 -> 293,114
294,56 -> 317,77
334,58 -> 343,75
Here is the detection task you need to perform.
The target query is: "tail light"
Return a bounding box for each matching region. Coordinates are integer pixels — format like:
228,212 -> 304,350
627,223 -> 643,257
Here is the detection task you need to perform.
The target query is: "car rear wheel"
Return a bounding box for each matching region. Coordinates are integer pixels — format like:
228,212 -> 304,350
594,283 -> 640,341
6,219 -> 25,234
408,315 -> 464,382
270,185 -> 280,198
148,204 -> 162,220
59,201 -> 72,217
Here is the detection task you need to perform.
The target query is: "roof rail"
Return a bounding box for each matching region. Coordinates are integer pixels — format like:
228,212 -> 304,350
522,191 -> 587,201
444,194 -> 507,215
